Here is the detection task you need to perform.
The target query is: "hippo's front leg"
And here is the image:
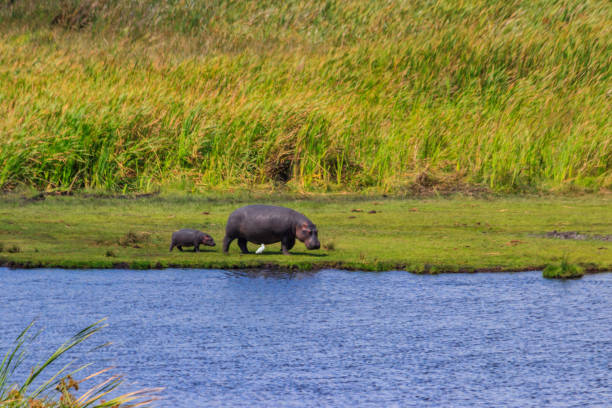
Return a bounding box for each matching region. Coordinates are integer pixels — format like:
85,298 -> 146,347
194,241 -> 200,252
281,236 -> 295,255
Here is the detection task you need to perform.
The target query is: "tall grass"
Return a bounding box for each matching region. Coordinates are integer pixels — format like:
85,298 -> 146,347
0,319 -> 160,407
0,0 -> 610,193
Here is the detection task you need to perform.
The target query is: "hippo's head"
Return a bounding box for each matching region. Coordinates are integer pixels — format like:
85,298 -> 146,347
296,222 -> 320,250
200,234 -> 216,247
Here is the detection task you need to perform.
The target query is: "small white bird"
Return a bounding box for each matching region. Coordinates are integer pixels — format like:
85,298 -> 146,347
255,243 -> 265,254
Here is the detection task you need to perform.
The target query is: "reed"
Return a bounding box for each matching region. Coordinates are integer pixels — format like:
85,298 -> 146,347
0,0 -> 610,193
0,319 -> 161,407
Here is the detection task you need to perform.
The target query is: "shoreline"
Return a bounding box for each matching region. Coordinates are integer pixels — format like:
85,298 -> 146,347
2,260 -> 611,275
1,260 -> 544,273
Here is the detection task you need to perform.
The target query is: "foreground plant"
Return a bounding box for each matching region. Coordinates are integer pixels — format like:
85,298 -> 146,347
0,320 -> 161,407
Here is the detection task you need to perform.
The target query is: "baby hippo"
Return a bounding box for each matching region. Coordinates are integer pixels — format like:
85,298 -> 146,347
170,229 -> 215,252
223,205 -> 320,255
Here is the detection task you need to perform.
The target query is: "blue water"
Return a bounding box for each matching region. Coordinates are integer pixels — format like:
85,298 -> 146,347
0,268 -> 610,407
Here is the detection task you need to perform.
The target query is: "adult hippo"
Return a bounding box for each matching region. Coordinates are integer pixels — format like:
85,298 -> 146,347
223,205 -> 320,255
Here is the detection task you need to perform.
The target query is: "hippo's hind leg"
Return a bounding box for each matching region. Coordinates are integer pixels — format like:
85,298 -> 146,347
281,236 -> 295,255
237,238 -> 249,254
223,235 -> 234,253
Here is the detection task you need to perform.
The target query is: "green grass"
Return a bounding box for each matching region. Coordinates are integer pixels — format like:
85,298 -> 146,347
543,257 -> 585,279
0,194 -> 610,273
0,0 -> 610,193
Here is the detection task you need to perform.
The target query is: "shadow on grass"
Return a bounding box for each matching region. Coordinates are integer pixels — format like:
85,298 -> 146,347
171,248 -> 218,253
238,251 -> 328,257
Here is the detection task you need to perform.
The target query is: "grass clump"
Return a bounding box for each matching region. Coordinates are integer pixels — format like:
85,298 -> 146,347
118,231 -> 150,248
6,244 -> 21,253
0,1 -> 610,194
323,240 -> 336,251
0,319 -> 161,407
543,258 -> 585,279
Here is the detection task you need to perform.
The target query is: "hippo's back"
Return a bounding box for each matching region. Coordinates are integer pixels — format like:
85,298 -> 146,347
226,205 -> 300,239
232,205 -> 295,217
172,228 -> 200,242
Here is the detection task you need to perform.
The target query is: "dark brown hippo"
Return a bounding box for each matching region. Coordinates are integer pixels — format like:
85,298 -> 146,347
223,205 -> 320,255
170,229 -> 215,252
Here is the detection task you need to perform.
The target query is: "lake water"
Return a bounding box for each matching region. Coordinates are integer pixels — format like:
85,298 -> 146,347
0,268 -> 610,407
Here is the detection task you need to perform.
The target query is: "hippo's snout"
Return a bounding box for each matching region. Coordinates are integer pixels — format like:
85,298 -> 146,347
306,240 -> 320,250
202,235 -> 216,247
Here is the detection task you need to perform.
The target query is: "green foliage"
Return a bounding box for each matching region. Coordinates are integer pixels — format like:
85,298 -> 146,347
543,258 -> 585,279
0,0 -> 611,193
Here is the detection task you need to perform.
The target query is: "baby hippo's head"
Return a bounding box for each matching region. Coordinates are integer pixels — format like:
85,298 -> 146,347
296,222 -> 320,250
201,233 -> 216,247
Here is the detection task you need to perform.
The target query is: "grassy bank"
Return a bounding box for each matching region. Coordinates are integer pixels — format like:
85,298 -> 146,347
1,1 -> 611,193
0,194 -> 610,272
